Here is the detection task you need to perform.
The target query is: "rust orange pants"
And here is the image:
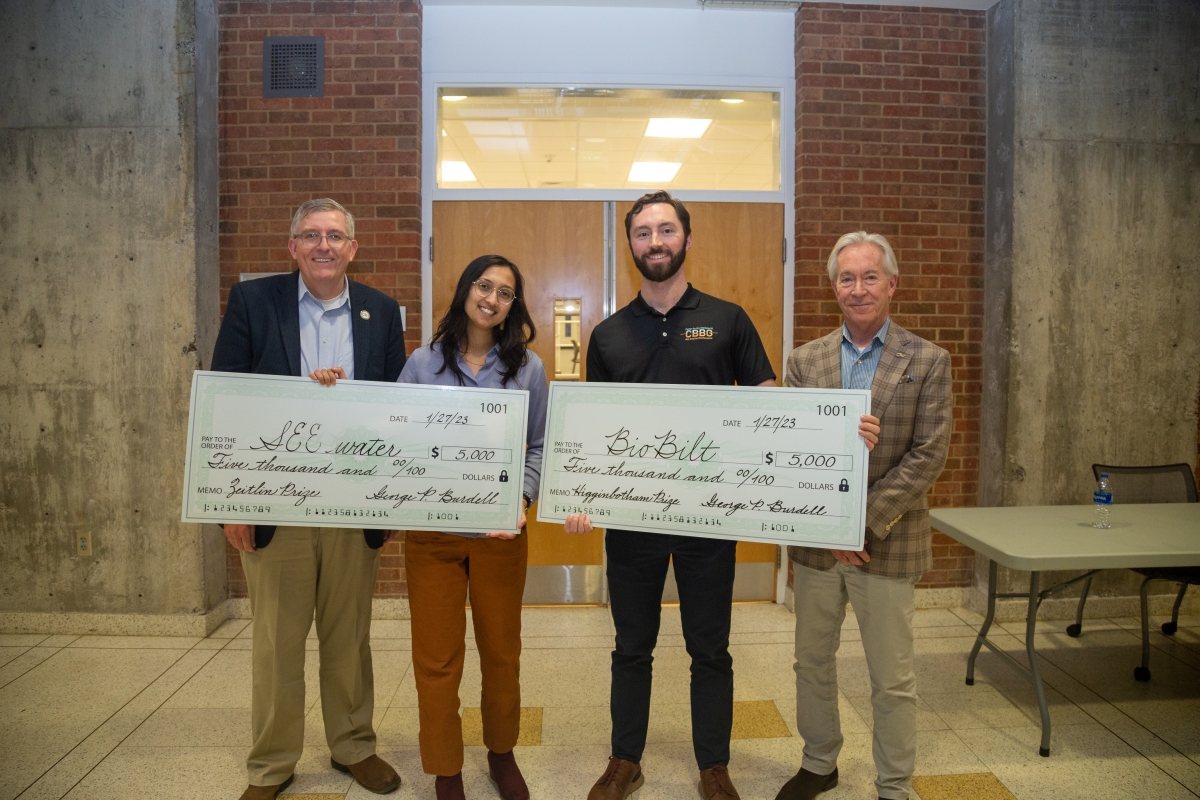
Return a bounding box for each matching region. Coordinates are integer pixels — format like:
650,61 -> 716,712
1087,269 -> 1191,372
405,530 -> 528,776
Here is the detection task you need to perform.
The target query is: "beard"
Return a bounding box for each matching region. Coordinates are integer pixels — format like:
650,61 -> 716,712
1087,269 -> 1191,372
632,244 -> 687,283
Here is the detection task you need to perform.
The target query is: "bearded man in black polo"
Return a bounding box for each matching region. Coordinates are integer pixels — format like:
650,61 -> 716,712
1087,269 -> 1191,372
565,191 -> 776,800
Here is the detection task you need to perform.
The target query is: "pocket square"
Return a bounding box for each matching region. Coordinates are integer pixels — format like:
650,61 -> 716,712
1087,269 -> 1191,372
900,375 -> 915,383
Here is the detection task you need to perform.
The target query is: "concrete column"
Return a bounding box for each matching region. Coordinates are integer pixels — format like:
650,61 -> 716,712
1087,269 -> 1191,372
981,0 -> 1200,616
0,0 -> 223,634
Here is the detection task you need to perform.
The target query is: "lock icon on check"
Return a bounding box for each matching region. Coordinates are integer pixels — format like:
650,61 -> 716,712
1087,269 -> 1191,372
499,470 -> 509,483
838,478 -> 849,492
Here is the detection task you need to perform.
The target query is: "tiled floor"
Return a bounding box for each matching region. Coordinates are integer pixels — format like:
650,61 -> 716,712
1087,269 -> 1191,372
2,605 -> 1198,800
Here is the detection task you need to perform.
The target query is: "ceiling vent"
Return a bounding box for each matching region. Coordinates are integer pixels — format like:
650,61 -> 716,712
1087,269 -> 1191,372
262,36 -> 324,98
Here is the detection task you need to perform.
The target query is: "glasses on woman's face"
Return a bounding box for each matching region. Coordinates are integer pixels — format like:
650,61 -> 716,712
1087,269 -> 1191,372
472,279 -> 516,305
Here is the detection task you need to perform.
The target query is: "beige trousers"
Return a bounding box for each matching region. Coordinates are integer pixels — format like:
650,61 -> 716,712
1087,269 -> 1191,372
240,526 -> 381,786
792,562 -> 919,800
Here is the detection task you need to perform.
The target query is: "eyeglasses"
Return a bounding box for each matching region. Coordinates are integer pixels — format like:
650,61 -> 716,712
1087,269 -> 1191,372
472,279 -> 517,305
294,231 -> 350,249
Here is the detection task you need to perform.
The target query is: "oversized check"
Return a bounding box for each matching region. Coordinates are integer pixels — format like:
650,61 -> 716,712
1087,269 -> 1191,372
182,372 -> 528,535
537,383 -> 870,548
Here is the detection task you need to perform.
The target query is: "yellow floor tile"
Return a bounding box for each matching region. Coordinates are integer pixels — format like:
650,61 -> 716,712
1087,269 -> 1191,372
461,707 -> 543,747
912,772 -> 1016,800
730,700 -> 791,739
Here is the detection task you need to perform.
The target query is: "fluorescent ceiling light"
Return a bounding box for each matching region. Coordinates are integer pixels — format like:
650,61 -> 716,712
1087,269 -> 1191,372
441,129 -> 447,136
628,162 -> 681,182
473,137 -> 529,154
441,161 -> 476,182
442,95 -> 467,102
721,98 -> 744,104
645,118 -> 712,138
464,121 -> 525,136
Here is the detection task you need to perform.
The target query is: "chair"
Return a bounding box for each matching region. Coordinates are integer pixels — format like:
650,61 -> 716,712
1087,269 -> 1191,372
1067,463 -> 1198,681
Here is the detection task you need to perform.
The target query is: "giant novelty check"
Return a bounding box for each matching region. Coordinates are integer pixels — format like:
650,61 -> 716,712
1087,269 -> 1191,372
537,383 -> 870,548
182,372 -> 529,535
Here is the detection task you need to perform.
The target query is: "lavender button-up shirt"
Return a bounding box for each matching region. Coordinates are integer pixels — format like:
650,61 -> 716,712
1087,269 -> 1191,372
398,342 -> 548,500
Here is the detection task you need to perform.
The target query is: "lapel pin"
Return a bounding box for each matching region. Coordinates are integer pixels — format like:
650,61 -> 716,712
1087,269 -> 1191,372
359,310 -> 370,320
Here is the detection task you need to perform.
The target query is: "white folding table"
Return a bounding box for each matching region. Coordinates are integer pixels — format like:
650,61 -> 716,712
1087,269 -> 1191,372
928,504 -> 1200,756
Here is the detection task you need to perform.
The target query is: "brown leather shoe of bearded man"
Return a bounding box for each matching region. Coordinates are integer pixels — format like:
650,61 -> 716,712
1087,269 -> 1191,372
331,754 -> 402,794
237,775 -> 293,800
699,765 -> 741,800
587,756 -> 645,800
487,749 -> 530,800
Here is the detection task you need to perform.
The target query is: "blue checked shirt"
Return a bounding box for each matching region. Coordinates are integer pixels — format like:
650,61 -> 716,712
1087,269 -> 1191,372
840,318 -> 890,390
298,276 -> 355,380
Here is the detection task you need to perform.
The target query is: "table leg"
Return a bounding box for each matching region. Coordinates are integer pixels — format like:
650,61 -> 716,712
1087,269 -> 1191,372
1026,571 -> 1052,757
966,559 -> 998,686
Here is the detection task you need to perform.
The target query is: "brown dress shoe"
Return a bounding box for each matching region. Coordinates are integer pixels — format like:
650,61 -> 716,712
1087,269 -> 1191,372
488,749 -> 530,800
587,756 -> 645,800
331,754 -> 402,794
699,765 -> 741,800
237,774 -> 293,800
774,767 -> 838,800
435,772 -> 466,800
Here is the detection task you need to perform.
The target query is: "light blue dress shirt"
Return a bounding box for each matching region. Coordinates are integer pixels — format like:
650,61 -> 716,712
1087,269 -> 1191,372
298,276 -> 355,380
398,343 -> 548,501
840,317 -> 890,390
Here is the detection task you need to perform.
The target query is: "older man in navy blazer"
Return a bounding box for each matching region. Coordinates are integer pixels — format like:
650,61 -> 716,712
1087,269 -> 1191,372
212,198 -> 406,800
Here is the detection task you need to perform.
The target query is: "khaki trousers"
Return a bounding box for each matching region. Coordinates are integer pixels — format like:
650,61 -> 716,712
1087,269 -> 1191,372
241,526 -> 381,785
406,530 -> 527,777
793,562 -> 919,800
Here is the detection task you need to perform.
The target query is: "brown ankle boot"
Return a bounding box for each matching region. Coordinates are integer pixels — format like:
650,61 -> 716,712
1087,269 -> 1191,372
435,772 -> 465,800
488,749 -> 530,800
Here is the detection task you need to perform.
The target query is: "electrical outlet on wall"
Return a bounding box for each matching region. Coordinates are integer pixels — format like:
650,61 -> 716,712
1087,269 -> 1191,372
77,532 -> 92,556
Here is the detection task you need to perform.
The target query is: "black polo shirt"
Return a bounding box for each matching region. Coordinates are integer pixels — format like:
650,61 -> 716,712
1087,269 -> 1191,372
586,284 -> 775,386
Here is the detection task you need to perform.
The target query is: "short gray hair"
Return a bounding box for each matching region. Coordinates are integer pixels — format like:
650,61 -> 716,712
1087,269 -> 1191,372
290,198 -> 355,240
826,231 -> 898,282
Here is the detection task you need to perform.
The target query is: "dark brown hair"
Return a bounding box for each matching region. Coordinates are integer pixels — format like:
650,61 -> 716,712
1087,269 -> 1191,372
430,255 -> 536,386
623,190 -> 692,241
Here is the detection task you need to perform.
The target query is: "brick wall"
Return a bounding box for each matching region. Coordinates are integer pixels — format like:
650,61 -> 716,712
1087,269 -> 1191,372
218,0 -> 422,598
793,4 -> 986,589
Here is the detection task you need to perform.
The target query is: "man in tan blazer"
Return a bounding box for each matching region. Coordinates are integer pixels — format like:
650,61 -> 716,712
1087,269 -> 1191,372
775,232 -> 952,800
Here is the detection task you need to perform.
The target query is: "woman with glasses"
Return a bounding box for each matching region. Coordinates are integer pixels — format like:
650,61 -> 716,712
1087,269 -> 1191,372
399,254 -> 545,800
310,255 -> 542,799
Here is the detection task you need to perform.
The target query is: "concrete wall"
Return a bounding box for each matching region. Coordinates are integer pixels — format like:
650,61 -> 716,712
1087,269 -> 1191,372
0,0 -> 223,632
982,0 -> 1200,609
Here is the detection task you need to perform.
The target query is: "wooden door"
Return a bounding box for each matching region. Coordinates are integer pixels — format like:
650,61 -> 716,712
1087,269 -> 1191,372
616,201 -> 785,600
431,201 -> 606,603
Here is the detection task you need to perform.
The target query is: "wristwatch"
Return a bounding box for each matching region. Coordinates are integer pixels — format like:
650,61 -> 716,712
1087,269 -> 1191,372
522,491 -> 534,508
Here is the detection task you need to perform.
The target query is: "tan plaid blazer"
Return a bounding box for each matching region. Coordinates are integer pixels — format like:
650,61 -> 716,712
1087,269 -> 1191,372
785,323 -> 952,579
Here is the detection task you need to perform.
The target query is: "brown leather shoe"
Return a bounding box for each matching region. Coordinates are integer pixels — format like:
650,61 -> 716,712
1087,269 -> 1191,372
774,767 -> 838,800
237,774 -> 293,800
435,773 -> 466,800
331,754 -> 401,794
488,749 -> 530,800
699,764 -> 741,800
587,756 -> 645,800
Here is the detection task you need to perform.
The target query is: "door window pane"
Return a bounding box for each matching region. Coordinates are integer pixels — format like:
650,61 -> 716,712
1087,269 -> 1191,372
437,87 -> 780,191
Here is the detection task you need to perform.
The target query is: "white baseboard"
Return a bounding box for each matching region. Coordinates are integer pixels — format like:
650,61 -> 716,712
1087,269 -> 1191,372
0,601 -> 234,637
779,583 -> 1196,624
966,585 -> 1200,623
0,595 -> 412,636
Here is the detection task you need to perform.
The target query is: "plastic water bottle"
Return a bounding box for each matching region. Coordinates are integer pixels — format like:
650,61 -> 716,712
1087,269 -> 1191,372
1093,473 -> 1113,529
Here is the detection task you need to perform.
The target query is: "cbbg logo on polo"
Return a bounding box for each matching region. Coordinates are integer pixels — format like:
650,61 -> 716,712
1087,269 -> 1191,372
684,326 -> 715,341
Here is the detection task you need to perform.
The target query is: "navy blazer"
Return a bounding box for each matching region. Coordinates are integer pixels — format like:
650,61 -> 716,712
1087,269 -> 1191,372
211,270 -> 407,548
